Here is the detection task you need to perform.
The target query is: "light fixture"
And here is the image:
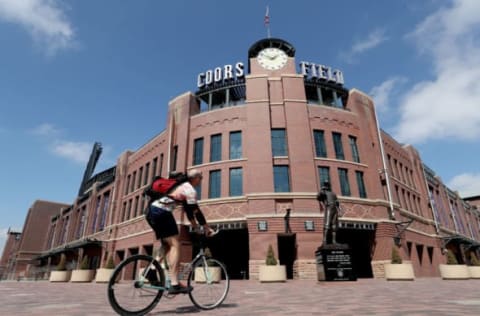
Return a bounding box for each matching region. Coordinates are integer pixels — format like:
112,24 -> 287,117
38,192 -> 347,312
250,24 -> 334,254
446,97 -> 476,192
257,221 -> 268,231
304,220 -> 315,231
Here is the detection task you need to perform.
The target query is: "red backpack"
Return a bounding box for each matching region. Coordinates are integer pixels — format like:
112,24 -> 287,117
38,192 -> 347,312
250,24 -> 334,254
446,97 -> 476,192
143,174 -> 188,201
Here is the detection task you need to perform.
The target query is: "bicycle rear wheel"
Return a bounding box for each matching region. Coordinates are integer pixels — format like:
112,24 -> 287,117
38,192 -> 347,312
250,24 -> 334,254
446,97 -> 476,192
108,254 -> 165,316
187,257 -> 230,310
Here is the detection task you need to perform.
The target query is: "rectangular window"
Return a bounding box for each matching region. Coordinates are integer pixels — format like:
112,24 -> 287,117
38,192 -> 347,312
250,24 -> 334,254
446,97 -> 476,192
91,196 -> 101,233
159,154 -> 164,177
125,175 -> 131,195
271,129 -> 287,156
99,192 -> 110,230
138,167 -> 143,189
209,170 -> 221,198
193,138 -> 204,165
355,171 -> 367,198
229,168 -> 243,196
338,168 -> 351,196
313,130 -> 327,158
127,199 -> 132,220
332,132 -> 345,160
134,196 -> 139,217
172,146 -> 178,171
144,163 -> 150,185
229,131 -> 242,159
152,157 -> 158,180
274,165 -> 291,192
131,171 -> 136,192
318,166 -> 331,186
195,184 -> 202,200
210,134 -> 222,162
76,209 -> 85,239
349,136 -> 360,163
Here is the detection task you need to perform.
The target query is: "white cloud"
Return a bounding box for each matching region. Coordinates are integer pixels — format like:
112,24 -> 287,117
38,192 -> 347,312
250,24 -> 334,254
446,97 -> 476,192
30,123 -> 60,136
343,29 -> 388,62
395,0 -> 480,143
0,0 -> 75,55
51,140 -> 93,164
369,77 -> 407,112
448,173 -> 480,197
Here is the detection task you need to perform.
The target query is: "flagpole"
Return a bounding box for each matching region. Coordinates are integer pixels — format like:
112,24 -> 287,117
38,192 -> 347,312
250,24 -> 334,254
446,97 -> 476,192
265,6 -> 271,38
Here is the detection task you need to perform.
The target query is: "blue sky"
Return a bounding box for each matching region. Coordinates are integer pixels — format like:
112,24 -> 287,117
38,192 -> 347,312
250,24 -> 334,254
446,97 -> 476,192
1,0 -> 479,254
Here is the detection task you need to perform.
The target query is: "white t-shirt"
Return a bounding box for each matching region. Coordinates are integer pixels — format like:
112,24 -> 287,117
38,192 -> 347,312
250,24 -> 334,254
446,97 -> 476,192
151,181 -> 197,211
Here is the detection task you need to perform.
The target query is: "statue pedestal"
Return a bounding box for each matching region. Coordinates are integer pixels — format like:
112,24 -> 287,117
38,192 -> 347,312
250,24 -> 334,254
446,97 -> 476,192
315,244 -> 357,281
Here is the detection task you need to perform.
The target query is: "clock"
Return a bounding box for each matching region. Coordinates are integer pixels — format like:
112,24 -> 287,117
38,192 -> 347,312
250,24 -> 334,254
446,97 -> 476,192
257,47 -> 288,70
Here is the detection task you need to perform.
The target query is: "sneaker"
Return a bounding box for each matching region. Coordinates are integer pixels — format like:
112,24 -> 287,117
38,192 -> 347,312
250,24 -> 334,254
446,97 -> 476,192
168,283 -> 193,294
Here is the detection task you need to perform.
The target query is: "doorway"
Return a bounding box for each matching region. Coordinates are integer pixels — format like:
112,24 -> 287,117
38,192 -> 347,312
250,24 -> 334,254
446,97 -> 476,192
337,228 -> 375,278
277,233 -> 296,279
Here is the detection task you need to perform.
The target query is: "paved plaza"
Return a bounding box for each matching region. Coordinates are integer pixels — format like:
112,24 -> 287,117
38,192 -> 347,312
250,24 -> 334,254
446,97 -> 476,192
1,278 -> 480,315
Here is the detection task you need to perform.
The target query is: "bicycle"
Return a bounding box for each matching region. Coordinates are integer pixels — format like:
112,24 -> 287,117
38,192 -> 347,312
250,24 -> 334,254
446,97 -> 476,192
107,228 -> 230,315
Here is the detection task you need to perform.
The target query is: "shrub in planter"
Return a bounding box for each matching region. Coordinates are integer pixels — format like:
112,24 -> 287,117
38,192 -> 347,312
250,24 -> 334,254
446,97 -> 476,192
259,244 -> 286,282
468,253 -> 480,279
71,255 -> 94,282
384,246 -> 414,281
446,249 -> 458,265
96,255 -> 115,283
49,254 -> 71,282
439,249 -> 469,280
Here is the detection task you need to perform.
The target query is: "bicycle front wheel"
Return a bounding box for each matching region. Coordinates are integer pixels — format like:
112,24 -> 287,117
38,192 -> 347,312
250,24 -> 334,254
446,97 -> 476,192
108,254 -> 165,316
187,257 -> 230,310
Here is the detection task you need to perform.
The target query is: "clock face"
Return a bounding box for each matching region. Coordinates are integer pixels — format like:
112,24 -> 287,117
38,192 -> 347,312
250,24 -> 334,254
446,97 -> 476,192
257,48 -> 288,70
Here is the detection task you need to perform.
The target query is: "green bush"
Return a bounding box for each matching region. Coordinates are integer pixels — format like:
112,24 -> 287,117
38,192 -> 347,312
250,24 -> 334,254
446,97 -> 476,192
105,255 -> 115,269
265,245 -> 278,266
79,255 -> 90,270
57,254 -> 67,271
470,253 -> 480,266
446,249 -> 458,265
391,246 -> 403,264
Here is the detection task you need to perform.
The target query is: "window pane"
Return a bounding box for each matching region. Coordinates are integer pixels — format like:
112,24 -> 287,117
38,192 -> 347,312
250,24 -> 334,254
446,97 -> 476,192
318,166 -> 330,186
172,146 -> 178,171
193,138 -> 204,165
195,184 -> 202,200
229,131 -> 242,159
356,171 -> 367,198
209,170 -> 221,198
332,132 -> 345,160
274,165 -> 290,192
210,134 -> 222,162
271,129 -> 287,156
338,168 -> 351,196
314,130 -> 327,157
349,136 -> 360,163
229,168 -> 243,196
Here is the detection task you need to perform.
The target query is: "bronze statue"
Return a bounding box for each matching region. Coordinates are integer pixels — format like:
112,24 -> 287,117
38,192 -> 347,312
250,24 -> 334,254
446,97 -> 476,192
317,181 -> 339,245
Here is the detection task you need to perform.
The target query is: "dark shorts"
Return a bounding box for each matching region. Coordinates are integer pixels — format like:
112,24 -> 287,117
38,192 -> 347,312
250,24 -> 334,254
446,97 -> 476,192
146,205 -> 179,240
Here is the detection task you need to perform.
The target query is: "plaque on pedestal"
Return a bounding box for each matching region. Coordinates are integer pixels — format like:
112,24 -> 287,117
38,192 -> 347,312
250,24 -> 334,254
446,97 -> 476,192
315,244 -> 356,281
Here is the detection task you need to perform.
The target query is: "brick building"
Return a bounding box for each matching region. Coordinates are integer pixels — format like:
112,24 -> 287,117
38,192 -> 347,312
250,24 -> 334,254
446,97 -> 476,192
6,38 -> 480,280
0,228 -> 22,279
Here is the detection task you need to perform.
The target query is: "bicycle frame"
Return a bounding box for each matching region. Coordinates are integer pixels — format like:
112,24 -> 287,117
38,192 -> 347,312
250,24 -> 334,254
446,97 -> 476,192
139,246 -> 212,291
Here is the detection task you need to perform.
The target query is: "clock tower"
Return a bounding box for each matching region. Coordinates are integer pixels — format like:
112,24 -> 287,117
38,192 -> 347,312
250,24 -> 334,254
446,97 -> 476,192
248,38 -> 297,75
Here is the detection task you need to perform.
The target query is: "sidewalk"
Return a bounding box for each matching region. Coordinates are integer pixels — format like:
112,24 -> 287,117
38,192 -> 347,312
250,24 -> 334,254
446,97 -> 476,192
1,278 -> 479,315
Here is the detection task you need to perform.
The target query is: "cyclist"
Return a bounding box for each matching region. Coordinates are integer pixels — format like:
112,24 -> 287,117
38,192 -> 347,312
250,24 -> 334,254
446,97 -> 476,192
145,169 -> 214,294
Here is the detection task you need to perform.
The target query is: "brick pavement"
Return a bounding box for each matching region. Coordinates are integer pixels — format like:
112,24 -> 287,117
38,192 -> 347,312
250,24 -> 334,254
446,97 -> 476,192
1,279 -> 480,315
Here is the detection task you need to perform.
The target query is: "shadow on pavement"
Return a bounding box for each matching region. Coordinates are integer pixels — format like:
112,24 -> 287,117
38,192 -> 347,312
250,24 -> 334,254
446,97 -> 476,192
152,303 -> 238,314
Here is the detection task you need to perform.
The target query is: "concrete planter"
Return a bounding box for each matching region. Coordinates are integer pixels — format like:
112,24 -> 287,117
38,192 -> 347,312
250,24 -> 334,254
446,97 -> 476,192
194,267 -> 221,283
468,266 -> 480,279
259,265 -> 287,282
49,270 -> 71,282
384,263 -> 415,281
95,268 -> 114,283
70,269 -> 95,282
439,264 -> 470,280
